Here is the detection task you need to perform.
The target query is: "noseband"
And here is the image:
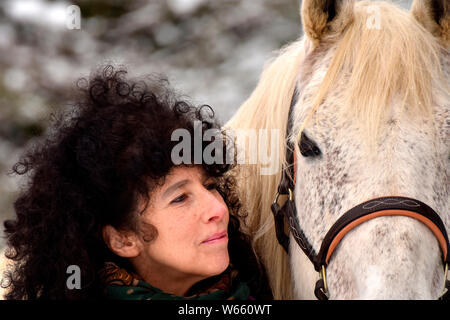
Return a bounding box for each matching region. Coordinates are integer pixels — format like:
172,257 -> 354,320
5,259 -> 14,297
271,87 -> 450,300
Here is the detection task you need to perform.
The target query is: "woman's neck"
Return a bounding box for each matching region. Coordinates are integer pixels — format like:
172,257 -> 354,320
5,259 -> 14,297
130,256 -> 205,296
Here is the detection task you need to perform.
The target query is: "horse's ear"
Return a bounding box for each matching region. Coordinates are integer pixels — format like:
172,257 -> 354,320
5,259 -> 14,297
301,0 -> 354,44
411,0 -> 449,45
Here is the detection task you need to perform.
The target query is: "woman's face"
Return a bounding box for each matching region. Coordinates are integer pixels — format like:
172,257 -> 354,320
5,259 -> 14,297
131,166 -> 230,294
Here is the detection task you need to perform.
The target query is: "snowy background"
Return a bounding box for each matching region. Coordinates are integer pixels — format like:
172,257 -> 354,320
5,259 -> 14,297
0,0 -> 412,249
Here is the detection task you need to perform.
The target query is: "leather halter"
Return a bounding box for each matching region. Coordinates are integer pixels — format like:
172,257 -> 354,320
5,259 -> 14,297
271,87 -> 450,300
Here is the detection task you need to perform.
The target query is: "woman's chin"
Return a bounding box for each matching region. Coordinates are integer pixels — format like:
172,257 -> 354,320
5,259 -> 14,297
205,253 -> 230,277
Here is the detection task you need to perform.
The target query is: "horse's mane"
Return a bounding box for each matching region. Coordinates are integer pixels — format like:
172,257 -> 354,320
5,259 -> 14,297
226,40 -> 305,299
227,1 -> 448,300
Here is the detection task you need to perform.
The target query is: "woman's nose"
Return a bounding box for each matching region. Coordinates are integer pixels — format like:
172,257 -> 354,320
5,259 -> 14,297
201,190 -> 228,223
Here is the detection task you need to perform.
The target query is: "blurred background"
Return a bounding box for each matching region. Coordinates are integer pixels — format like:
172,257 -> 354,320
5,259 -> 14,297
0,0 -> 412,250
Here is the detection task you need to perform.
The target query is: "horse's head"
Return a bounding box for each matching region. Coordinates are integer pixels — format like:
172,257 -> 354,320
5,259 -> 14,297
289,0 -> 449,299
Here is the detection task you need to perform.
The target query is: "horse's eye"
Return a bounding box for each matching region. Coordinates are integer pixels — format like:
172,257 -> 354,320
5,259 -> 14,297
299,132 -> 321,157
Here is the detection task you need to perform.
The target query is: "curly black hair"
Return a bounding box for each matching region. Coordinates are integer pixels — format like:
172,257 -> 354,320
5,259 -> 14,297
2,65 -> 271,300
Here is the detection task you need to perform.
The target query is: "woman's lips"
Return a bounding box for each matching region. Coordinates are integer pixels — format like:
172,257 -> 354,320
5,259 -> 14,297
202,231 -> 228,244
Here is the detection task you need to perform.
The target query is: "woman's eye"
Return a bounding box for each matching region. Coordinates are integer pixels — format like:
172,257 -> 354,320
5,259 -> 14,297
171,194 -> 187,204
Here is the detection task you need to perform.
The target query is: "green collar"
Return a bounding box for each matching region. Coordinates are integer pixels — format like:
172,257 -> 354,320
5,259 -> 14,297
103,278 -> 251,300
99,262 -> 252,300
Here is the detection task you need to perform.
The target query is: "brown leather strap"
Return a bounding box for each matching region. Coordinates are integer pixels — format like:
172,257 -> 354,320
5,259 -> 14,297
325,209 -> 448,266
316,196 -> 450,270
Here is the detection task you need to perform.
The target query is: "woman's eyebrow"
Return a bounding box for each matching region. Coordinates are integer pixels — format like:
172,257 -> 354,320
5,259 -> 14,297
162,179 -> 190,199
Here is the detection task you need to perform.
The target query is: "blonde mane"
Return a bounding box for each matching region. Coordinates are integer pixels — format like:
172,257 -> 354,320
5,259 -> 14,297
226,40 -> 305,299
227,1 -> 448,300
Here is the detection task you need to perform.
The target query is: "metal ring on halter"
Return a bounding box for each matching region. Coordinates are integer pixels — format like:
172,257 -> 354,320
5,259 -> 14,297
445,263 -> 448,280
273,189 -> 294,204
320,265 -> 329,296
441,263 -> 449,299
444,263 -> 449,288
273,192 -> 280,205
288,188 -> 293,201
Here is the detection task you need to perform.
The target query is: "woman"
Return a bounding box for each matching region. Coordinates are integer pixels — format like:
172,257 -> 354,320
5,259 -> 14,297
1,65 -> 272,300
